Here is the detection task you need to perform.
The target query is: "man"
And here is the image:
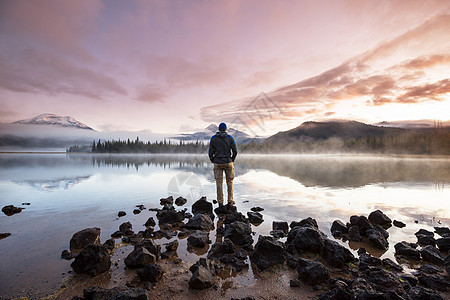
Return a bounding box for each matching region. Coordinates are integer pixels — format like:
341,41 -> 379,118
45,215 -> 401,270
208,122 -> 238,206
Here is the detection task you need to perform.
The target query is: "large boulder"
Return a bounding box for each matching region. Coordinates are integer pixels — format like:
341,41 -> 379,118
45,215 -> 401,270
184,214 -> 213,230
320,238 -> 355,268
223,211 -> 247,224
135,239 -> 161,259
124,247 -> 156,268
70,244 -> 111,276
290,217 -> 318,229
70,227 -> 101,251
420,245 -> 444,265
362,269 -> 405,295
417,273 -> 448,292
187,230 -> 209,248
417,235 -> 436,247
191,196 -> 214,220
188,259 -> 216,289
247,211 -> 264,224
366,229 -> 389,250
415,229 -> 434,237
273,221 -> 289,232
347,226 -> 362,242
394,241 -> 420,260
436,237 -> 450,252
297,258 -> 330,285
119,222 -> 133,235
207,238 -> 235,260
288,225 -> 326,253
250,236 -> 286,270
224,221 -> 253,247
350,215 -> 373,236
405,287 -> 444,300
156,208 -> 184,224
331,220 -> 348,237
434,227 -> 450,237
368,210 -> 392,229
137,263 -> 164,282
81,286 -> 148,300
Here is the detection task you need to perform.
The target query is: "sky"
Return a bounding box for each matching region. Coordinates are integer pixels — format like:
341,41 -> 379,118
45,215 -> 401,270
0,0 -> 449,136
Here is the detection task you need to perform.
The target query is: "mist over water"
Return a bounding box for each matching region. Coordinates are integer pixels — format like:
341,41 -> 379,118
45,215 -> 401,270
0,153 -> 449,298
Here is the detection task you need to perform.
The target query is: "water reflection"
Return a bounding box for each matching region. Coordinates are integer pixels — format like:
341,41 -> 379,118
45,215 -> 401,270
14,176 -> 91,192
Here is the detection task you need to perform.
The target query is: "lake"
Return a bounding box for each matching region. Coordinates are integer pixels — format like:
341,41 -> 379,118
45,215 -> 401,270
0,153 -> 449,298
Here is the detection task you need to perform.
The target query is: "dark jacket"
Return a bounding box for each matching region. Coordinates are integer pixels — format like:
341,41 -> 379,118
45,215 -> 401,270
208,131 -> 237,164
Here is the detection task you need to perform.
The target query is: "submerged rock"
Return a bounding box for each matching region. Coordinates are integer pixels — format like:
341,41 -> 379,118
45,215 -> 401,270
393,220 -> 406,228
70,227 -> 101,251
224,221 -> 253,247
70,244 -> 111,276
250,206 -> 264,212
247,211 -> 263,224
2,205 -> 23,216
250,235 -> 286,270
175,196 -> 187,206
156,208 -> 184,224
61,250 -> 76,260
118,211 -> 126,217
368,210 -> 392,229
184,214 -> 213,230
0,233 -> 11,239
160,196 -> 173,206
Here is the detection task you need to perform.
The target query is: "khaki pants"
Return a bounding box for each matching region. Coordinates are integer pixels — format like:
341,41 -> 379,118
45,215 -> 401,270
214,162 -> 234,204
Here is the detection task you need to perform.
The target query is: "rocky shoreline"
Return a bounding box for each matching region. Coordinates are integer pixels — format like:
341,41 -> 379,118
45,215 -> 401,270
5,195 -> 448,299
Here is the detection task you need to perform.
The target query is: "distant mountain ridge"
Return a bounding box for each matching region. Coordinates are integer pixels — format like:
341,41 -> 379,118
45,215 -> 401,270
13,113 -> 94,130
177,123 -> 255,144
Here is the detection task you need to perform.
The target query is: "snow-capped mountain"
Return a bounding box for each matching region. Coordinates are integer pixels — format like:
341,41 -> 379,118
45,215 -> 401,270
177,124 -> 257,144
12,113 -> 94,130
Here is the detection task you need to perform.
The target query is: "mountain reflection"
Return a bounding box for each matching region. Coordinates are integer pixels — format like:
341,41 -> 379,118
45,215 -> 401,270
14,176 -> 91,192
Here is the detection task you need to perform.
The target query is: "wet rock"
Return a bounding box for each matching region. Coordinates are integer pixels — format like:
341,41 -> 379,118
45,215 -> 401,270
234,249 -> 248,260
156,208 -> 184,224
219,253 -> 247,271
111,231 -> 122,238
357,247 -> 366,255
362,269 -> 405,295
368,209 -> 392,229
290,279 -> 301,287
273,221 -> 289,232
405,286 -> 444,300
434,227 -> 450,237
393,220 -> 406,228
250,235 -> 286,270
2,205 -> 23,216
224,221 -> 253,247
192,196 -> 214,220
270,230 -> 287,239
288,225 -> 326,253
70,227 -> 101,251
417,273 -> 448,291
184,214 -> 213,230
122,233 -> 143,244
297,258 -> 330,285
436,237 -> 450,252
165,240 -> 179,252
133,209 -> 141,214
318,280 -> 351,300
80,286 -> 148,300
70,244 -> 111,276
382,258 -> 403,271
124,247 -> 156,268
400,273 -> 418,287
420,245 -> 444,265
416,234 -> 436,247
137,263 -> 164,282
359,253 -> 382,270
214,203 -> 237,215
366,229 -> 389,250
160,196 -> 173,206
395,241 -> 420,260
103,239 -> 115,253
207,238 -> 235,260
290,217 -> 318,229
118,211 -> 126,217
187,230 -> 209,248
188,259 -> 216,289
286,253 -> 300,269
373,225 -> 389,239
175,196 -> 187,206
136,239 -> 161,259
247,211 -> 263,224
178,229 -> 191,239
119,222 -> 133,235
347,226 -> 362,242
141,228 -> 152,238
144,217 -> 156,227
331,220 -> 348,237
184,212 -> 193,219
320,238 -> 355,268
417,264 -> 442,274
61,250 -> 76,260
415,229 -> 434,237
0,233 -> 11,239
350,215 -> 373,236
136,205 -> 146,210
223,211 -> 247,224
250,207 -> 264,212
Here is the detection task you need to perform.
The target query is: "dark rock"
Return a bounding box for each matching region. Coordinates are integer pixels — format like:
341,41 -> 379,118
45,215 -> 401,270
445,254 -> 450,275
124,247 -> 156,268
219,253 -> 247,271
415,229 -> 434,237
119,222 -> 133,234
357,247 -> 366,255
297,258 -> 330,285
187,230 -> 209,248
382,258 -> 403,271
331,220 -> 348,237
373,225 -> 389,239
165,240 -> 179,252
207,238 -> 235,260
400,273 -> 418,287
350,215 -> 373,236
366,229 -> 389,250
247,211 -> 263,224
70,244 -> 111,276
156,208 -> 184,224
2,205 -> 23,216
250,235 -> 286,270
250,206 -> 264,212
393,220 -> 406,228
70,227 -> 101,251
359,253 -> 382,270
320,238 -> 355,268
417,273 -> 448,291
224,212 -> 247,225
348,226 -> 362,242
175,196 -> 187,206
224,221 -> 253,246
363,269 -> 404,295
21,202 -> 31,205
188,259 -> 216,289
417,234 -> 436,247
0,233 -> 11,239
368,209 -> 392,228
395,241 -> 420,260
162,204 -> 174,210
137,263 -> 164,282
286,253 -> 300,269
103,239 -> 115,253
61,250 -> 76,260
133,209 -> 141,214
144,217 -> 156,227
178,229 -> 191,239
234,249 -> 247,260
290,217 -> 318,229
290,279 -> 301,287
192,196 -> 214,220
318,280 -> 351,300
184,214 -> 213,230
421,245 -> 444,265
214,203 -> 237,215
160,196 -> 173,206
436,237 -> 450,252
417,264 -> 442,274
136,239 -> 161,259
273,221 -> 289,232
136,205 -> 146,210
111,231 -> 122,238
287,225 -> 326,254
434,227 -> 450,237
118,211 -> 126,217
406,286 -> 444,300
122,233 -> 143,244
81,286 -> 148,300
270,230 -> 287,239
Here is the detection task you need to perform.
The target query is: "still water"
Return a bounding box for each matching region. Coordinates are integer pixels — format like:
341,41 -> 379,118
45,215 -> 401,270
0,153 -> 449,298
